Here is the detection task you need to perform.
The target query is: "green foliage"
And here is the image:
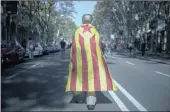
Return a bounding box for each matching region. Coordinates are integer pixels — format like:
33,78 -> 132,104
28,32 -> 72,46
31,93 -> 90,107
16,0 -> 77,43
93,1 -> 170,41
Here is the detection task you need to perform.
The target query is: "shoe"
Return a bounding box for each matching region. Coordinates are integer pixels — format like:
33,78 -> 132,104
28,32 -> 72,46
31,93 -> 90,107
87,104 -> 96,110
86,96 -> 97,110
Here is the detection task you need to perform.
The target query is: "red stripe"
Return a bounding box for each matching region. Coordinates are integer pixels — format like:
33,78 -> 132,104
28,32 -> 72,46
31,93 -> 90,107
90,35 -> 101,91
101,48 -> 113,90
70,39 -> 77,91
79,34 -> 88,91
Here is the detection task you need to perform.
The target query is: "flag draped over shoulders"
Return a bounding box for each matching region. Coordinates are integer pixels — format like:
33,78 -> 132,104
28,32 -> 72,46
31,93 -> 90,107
66,24 -> 117,92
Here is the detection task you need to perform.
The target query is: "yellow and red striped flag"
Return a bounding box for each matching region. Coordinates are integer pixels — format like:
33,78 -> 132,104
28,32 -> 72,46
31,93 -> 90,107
66,24 -> 117,92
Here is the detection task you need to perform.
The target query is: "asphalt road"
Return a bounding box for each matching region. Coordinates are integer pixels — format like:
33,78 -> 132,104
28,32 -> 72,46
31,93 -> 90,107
1,51 -> 170,111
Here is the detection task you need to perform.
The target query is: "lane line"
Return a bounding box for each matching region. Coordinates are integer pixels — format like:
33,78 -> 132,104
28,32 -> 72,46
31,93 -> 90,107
114,81 -> 147,111
112,56 -> 116,59
37,74 -> 61,78
6,73 -> 20,79
126,61 -> 135,65
5,62 -> 42,79
29,62 -> 41,69
155,71 -> 170,77
108,91 -> 129,111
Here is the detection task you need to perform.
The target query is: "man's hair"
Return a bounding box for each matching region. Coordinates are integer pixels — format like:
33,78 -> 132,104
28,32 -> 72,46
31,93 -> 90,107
29,37 -> 32,40
82,14 -> 93,24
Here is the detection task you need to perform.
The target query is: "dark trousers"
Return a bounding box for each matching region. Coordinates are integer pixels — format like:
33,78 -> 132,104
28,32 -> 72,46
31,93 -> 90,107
141,50 -> 145,56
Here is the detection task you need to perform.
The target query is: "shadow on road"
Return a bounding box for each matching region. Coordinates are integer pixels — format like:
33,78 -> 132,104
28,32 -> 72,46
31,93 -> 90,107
2,54 -> 70,111
70,92 -> 112,104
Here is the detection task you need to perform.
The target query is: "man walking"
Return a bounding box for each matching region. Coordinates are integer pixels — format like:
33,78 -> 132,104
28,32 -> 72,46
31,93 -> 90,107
101,41 -> 106,55
65,14 -> 117,110
27,38 -> 35,60
129,42 -> 133,55
60,38 -> 66,51
141,42 -> 146,56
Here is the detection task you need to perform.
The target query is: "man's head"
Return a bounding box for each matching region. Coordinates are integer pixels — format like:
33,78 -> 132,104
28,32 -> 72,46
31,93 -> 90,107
29,37 -> 32,40
82,14 -> 93,24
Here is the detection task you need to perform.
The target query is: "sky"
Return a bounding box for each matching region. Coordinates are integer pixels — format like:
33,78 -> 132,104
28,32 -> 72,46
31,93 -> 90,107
73,1 -> 97,26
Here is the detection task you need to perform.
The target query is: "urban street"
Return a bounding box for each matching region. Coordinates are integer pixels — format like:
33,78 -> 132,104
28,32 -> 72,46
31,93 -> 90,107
1,1 -> 170,111
2,51 -> 170,111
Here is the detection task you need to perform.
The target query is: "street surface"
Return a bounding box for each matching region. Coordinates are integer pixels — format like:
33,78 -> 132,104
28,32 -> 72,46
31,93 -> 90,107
2,50 -> 170,111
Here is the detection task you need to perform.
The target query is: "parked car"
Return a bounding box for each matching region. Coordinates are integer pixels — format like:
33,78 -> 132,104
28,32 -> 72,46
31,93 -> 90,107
25,43 -> 43,57
40,42 -> 49,55
34,43 -> 43,56
47,44 -> 56,53
1,40 -> 25,64
52,45 -> 59,52
55,43 -> 60,52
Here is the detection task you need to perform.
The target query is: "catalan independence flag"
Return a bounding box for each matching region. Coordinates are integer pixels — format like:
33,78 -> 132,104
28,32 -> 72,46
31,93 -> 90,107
66,24 -> 118,92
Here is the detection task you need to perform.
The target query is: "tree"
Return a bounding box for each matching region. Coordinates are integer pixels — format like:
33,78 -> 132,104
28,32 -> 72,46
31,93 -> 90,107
93,1 -> 170,52
16,0 -> 76,44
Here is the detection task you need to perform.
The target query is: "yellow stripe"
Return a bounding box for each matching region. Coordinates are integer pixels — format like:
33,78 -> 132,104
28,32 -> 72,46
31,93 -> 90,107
82,32 -> 95,92
108,70 -> 118,91
75,28 -> 83,91
102,55 -> 117,91
95,31 -> 107,91
66,46 -> 73,92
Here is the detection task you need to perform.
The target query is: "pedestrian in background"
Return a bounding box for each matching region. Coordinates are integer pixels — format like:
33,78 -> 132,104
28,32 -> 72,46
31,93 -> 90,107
27,38 -> 35,60
141,42 -> 146,56
101,41 -> 106,55
21,39 -> 26,49
65,14 -> 117,110
60,38 -> 66,52
129,43 -> 133,55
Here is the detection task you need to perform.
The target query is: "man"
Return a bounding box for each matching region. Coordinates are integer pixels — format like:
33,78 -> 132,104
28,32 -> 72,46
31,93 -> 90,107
21,39 -> 27,49
60,38 -> 66,51
101,41 -> 106,55
65,14 -> 117,110
129,42 -> 133,55
141,42 -> 146,56
68,42 -> 72,50
27,38 -> 35,60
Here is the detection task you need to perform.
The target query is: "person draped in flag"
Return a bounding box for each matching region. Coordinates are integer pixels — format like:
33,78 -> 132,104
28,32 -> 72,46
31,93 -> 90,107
66,14 -> 117,110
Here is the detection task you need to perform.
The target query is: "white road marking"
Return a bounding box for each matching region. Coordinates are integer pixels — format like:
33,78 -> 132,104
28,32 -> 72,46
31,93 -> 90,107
126,61 -> 135,65
112,56 -> 116,59
39,74 -> 61,78
6,73 -> 20,79
108,91 -> 129,111
114,81 -> 147,111
155,71 -> 170,77
5,62 -> 42,79
29,62 -> 41,69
